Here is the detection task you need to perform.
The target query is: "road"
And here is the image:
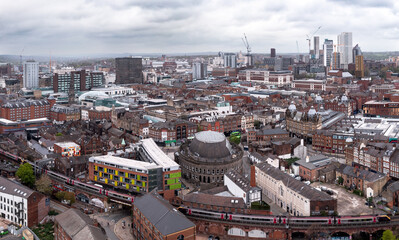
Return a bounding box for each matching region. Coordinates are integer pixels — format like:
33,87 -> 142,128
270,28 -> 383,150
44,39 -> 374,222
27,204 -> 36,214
50,200 -> 69,213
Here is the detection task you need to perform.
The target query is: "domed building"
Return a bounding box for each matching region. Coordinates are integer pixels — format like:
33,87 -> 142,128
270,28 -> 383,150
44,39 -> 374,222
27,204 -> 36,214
176,131 -> 243,186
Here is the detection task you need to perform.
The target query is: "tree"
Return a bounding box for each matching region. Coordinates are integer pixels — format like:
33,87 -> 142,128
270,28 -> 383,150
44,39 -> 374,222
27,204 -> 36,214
55,191 -> 75,205
381,230 -> 396,240
254,120 -> 261,129
35,175 -> 52,195
16,163 -> 35,188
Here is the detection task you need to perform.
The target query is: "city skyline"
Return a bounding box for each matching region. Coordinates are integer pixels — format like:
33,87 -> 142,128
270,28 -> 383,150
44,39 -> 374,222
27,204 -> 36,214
1,0 -> 399,56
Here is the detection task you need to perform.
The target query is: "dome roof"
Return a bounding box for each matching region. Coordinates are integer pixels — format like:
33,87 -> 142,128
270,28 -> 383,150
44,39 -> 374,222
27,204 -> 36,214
78,91 -> 109,102
189,131 -> 232,159
341,95 -> 348,102
288,101 -> 296,111
308,106 -> 317,116
315,95 -> 323,102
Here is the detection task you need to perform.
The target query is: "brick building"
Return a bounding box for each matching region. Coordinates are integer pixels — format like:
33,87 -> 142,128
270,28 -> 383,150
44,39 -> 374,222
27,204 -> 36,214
238,69 -> 293,86
54,142 -> 81,157
149,120 -> 197,145
297,155 -> 334,182
111,109 -> 149,138
52,70 -> 104,93
0,99 -> 51,121
291,79 -> 326,91
363,100 -> 399,118
50,105 -> 80,122
336,165 -> 388,197
88,106 -> 112,121
54,208 -> 106,240
133,193 -> 195,240
313,130 -> 353,156
247,128 -> 289,145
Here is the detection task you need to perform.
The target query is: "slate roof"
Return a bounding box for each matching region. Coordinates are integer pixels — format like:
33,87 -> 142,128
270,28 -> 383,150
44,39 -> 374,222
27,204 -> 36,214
260,128 -> 289,135
0,177 -> 34,198
256,162 -> 334,201
387,181 -> 399,193
54,209 -> 106,240
184,192 -> 246,209
225,169 -> 260,193
134,193 -> 195,236
296,154 -> 333,170
337,165 -> 386,182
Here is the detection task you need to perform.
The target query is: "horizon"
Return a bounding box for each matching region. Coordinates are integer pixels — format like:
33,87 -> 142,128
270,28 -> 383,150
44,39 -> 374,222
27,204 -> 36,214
2,0 -> 399,56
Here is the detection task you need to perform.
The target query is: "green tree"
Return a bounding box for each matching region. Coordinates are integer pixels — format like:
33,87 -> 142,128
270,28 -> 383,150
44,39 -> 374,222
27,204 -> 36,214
16,163 -> 35,188
381,230 -> 396,240
55,191 -> 75,205
35,175 -> 52,195
254,120 -> 261,129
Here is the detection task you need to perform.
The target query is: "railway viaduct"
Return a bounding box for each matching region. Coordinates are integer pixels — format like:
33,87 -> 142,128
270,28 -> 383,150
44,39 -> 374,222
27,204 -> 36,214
190,216 -> 397,240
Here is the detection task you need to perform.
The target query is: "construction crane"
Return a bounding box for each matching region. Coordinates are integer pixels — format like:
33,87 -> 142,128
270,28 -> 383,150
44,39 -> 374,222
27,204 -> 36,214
296,41 -> 300,61
19,46 -> 25,67
242,33 -> 251,56
242,33 -> 252,66
306,26 -> 321,54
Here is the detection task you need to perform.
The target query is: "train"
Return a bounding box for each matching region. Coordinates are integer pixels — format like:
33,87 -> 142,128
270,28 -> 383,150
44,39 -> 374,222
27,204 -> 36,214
0,148 -> 134,204
179,207 -> 391,226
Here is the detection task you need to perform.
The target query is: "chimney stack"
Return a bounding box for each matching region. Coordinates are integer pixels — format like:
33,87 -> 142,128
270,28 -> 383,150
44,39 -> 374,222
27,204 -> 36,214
250,165 -> 256,187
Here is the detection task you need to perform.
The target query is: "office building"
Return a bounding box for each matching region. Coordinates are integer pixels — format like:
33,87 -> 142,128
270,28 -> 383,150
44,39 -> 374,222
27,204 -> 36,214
52,70 -> 104,93
0,177 -> 49,227
88,138 -> 181,197
115,57 -> 143,84
270,48 -> 276,58
192,62 -> 208,80
313,36 -> 320,59
331,52 -> 341,70
23,61 -> 39,89
337,32 -> 353,69
223,53 -> 237,68
353,44 -> 364,78
323,39 -> 334,68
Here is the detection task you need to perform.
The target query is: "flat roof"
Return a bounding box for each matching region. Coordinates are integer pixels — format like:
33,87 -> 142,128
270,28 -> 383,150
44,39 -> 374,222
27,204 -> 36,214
55,142 -> 80,149
140,138 -> 179,170
89,155 -> 158,172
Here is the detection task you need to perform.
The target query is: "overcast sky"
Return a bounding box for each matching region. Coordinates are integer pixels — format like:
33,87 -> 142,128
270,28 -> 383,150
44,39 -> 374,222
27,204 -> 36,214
1,0 -> 399,56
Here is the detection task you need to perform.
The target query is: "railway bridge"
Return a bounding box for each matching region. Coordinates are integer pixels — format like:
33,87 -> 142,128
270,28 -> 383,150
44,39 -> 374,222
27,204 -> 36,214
190,216 -> 398,240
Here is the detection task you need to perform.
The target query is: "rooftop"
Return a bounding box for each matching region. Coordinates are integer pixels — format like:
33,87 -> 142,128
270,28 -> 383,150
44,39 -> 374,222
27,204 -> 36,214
195,131 -> 225,143
134,193 -> 195,236
256,162 -> 334,201
0,177 -> 34,198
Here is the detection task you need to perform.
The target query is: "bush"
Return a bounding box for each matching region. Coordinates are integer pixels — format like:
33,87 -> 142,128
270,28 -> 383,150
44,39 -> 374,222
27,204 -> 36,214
251,201 -> 270,210
353,189 -> 363,196
48,210 -> 59,216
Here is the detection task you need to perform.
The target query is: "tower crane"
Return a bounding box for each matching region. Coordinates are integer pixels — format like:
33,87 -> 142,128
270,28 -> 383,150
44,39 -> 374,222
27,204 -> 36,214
242,33 -> 252,66
306,26 -> 321,54
20,46 -> 25,67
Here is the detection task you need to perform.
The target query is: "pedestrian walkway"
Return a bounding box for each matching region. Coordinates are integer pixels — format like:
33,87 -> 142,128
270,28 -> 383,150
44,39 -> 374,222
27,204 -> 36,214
114,216 -> 133,240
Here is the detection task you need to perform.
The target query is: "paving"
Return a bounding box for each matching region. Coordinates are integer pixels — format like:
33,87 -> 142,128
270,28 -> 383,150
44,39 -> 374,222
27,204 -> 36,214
91,210 -> 131,240
310,182 -> 385,216
114,216 -> 133,240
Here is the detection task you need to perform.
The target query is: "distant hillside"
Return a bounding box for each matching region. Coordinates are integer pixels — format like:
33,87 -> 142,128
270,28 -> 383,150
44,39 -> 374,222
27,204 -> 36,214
363,51 -> 399,61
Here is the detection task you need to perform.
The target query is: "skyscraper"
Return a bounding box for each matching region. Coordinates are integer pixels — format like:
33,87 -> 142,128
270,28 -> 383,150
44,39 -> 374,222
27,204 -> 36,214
223,53 -> 237,68
115,57 -> 143,84
23,60 -> 39,89
313,36 -> 320,59
192,62 -> 207,80
352,44 -> 362,63
353,44 -> 364,78
323,39 -> 334,69
337,32 -> 353,69
270,48 -> 276,58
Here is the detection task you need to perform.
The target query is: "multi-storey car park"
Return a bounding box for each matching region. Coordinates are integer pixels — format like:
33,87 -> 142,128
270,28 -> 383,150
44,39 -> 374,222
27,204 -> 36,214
88,138 -> 181,198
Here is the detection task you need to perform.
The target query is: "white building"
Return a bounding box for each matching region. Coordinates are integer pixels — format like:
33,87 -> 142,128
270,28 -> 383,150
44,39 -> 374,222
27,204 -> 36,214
23,60 -> 39,89
0,177 -> 49,227
224,170 -> 261,205
337,32 -> 353,69
255,162 -> 336,216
